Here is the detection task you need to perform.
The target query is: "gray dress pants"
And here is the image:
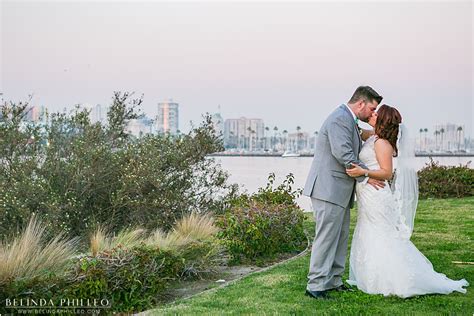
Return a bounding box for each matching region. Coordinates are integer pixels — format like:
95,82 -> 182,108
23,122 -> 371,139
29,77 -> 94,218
307,198 -> 351,291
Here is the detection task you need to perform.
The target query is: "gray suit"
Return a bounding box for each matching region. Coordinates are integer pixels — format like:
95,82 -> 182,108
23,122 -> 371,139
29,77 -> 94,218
303,104 -> 367,291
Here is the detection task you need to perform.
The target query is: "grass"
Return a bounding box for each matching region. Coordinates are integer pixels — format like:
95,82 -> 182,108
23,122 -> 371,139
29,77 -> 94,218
146,197 -> 474,315
0,215 -> 79,286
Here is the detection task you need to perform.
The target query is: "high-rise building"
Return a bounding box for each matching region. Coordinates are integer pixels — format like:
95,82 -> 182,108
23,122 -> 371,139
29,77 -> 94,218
125,117 -> 154,137
25,105 -> 46,123
211,108 -> 224,138
156,99 -> 179,134
224,117 -> 265,150
93,104 -> 106,124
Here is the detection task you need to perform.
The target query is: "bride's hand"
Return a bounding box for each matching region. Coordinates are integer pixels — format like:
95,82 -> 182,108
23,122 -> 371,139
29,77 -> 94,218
346,163 -> 366,177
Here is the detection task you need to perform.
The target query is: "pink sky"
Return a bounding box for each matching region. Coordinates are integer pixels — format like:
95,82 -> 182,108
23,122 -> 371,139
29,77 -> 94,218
1,1 -> 473,136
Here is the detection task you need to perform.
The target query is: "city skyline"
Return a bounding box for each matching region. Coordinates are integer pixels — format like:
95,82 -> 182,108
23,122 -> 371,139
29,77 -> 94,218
2,1 -> 473,136
22,103 -> 471,154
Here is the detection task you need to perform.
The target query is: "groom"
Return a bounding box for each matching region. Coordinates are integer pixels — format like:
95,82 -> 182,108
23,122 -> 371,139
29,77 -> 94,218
303,86 -> 385,299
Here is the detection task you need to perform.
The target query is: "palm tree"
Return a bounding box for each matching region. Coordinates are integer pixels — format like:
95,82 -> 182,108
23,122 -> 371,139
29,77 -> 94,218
251,130 -> 256,151
313,131 -> 319,152
296,126 -> 302,152
423,128 -> 428,151
247,127 -> 253,151
419,128 -> 423,151
273,126 -> 279,151
440,128 -> 445,151
282,129 -> 288,151
265,126 -> 270,150
229,131 -> 235,148
457,126 -> 463,150
434,130 -> 440,150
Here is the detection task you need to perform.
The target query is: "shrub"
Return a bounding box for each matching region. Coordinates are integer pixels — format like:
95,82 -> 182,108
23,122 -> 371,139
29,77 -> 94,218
0,93 -> 237,240
418,158 -> 473,199
225,173 -> 302,208
66,245 -> 183,313
217,174 -> 306,265
147,212 -> 223,279
1,211 -> 224,314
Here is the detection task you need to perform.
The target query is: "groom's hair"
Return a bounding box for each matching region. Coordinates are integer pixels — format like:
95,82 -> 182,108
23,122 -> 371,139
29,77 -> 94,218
349,86 -> 383,104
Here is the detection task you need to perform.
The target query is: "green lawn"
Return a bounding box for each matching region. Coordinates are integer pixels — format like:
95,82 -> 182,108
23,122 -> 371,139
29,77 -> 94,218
146,197 -> 474,315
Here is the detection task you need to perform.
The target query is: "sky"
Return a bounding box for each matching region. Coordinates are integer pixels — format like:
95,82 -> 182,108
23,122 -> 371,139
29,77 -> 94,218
1,1 -> 473,137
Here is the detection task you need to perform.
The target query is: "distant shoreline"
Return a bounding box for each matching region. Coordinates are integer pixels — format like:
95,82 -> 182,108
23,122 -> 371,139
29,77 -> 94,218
208,152 -> 474,158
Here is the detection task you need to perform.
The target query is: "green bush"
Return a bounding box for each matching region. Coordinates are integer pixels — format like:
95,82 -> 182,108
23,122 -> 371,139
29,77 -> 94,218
217,174 -> 307,265
66,245 -> 184,313
0,93 -> 237,240
418,158 -> 474,199
0,212 -> 223,314
226,172 -> 302,208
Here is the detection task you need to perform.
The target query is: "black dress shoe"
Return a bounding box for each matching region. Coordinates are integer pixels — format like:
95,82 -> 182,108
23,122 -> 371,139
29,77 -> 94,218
332,284 -> 355,292
305,289 -> 330,299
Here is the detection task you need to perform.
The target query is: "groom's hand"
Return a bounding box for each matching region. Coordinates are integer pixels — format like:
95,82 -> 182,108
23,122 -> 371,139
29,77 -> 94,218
367,178 -> 385,190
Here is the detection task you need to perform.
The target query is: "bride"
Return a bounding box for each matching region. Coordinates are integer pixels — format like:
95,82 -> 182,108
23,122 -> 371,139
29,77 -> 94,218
344,104 -> 469,298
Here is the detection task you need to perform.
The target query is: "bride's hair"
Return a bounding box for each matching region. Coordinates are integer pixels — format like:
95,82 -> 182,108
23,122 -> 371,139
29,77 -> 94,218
375,104 -> 402,157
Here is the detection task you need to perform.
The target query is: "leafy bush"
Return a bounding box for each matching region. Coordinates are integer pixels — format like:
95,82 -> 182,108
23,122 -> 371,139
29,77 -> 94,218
0,211 -> 223,314
146,212 -> 223,279
0,92 -> 237,241
217,174 -> 307,265
226,172 -> 302,208
418,158 -> 474,199
65,246 -> 183,313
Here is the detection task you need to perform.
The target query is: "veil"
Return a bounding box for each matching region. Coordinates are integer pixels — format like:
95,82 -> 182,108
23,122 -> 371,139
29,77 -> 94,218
392,124 -> 419,239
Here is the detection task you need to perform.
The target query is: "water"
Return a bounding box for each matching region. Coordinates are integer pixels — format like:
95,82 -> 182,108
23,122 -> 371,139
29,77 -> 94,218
215,156 -> 473,211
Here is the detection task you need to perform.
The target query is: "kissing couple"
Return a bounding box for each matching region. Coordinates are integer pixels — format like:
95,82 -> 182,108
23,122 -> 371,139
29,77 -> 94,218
303,86 -> 469,299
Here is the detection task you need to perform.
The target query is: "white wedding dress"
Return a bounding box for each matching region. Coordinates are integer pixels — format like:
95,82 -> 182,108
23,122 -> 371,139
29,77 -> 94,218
346,135 -> 469,298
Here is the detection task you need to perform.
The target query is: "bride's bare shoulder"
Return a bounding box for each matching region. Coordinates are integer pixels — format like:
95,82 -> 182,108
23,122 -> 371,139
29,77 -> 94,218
374,137 -> 394,154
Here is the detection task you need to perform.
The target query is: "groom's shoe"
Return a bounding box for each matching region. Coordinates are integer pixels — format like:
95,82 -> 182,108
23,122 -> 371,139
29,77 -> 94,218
305,289 -> 330,300
332,284 -> 355,292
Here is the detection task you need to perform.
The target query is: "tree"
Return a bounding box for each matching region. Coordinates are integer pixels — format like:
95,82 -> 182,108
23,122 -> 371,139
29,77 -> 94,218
423,128 -> 428,151
313,131 -> 318,151
265,126 -> 270,150
247,126 -> 252,151
282,130 -> 288,151
419,128 -> 423,151
457,126 -> 463,150
440,128 -> 445,151
273,126 -> 279,151
296,126 -> 302,152
0,93 -> 237,239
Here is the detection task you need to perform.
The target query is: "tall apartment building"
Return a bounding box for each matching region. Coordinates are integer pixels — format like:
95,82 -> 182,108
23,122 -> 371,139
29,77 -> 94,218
93,104 -> 106,124
25,105 -> 47,123
224,117 -> 265,149
156,99 -> 179,134
211,112 -> 224,138
125,117 -> 155,137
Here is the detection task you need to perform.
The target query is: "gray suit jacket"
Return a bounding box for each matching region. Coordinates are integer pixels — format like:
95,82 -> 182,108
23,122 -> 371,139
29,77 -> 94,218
303,104 -> 367,208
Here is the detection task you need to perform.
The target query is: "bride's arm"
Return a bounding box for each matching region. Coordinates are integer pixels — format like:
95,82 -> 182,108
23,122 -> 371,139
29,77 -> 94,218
346,138 -> 394,181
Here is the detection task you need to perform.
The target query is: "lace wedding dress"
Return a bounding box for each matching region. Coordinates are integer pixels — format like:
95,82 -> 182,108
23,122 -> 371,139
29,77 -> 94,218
346,135 -> 469,298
